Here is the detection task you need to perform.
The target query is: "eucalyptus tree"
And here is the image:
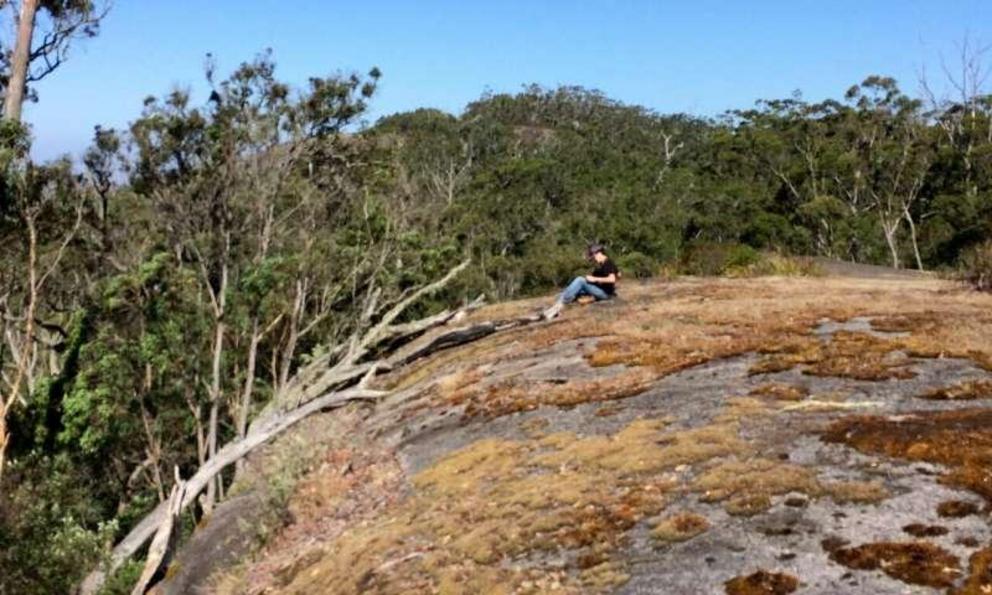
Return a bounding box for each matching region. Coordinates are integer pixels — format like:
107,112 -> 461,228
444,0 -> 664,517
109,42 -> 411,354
2,0 -> 108,121
128,52 -> 383,510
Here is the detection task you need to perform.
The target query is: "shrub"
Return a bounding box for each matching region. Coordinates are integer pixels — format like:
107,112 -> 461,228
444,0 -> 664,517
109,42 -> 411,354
680,243 -> 761,276
961,241 -> 992,291
616,251 -> 657,279
727,253 -> 822,278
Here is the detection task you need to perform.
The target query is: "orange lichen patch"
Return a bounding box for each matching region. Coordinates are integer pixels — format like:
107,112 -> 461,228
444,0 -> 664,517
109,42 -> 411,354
451,368 -> 658,418
823,480 -> 889,504
829,542 -> 961,588
650,512 -> 710,543
920,379 -> 992,401
724,570 -> 799,595
938,500 -> 981,518
903,523 -> 949,538
953,547 -> 992,595
748,383 -> 809,402
822,409 -> 992,503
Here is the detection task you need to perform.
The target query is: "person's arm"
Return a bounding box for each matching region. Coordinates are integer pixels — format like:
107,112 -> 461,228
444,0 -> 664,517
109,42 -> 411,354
585,273 -> 617,284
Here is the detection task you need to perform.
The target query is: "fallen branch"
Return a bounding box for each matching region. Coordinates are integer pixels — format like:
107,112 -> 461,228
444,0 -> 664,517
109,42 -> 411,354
130,469 -> 186,595
80,265 -> 550,595
79,386 -> 385,595
781,400 -> 883,412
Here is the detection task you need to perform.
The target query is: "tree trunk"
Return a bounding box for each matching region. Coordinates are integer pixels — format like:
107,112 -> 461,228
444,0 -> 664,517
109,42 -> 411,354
903,207 -> 924,271
237,318 -> 261,441
881,217 -> 901,269
0,214 -> 39,477
4,0 -> 40,121
203,261 -> 227,513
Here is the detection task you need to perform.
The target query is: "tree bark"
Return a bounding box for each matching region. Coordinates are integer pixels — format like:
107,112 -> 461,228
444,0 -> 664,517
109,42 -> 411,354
903,206 -> 924,271
0,213 -> 38,477
129,470 -> 186,595
203,259 -> 228,513
880,216 -> 901,269
4,0 -> 40,121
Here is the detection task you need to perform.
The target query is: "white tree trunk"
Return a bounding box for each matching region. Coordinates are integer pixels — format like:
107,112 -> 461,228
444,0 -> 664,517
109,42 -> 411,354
3,0 -> 39,121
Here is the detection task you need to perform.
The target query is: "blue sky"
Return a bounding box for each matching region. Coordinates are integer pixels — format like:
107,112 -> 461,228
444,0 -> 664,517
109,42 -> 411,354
22,0 -> 992,161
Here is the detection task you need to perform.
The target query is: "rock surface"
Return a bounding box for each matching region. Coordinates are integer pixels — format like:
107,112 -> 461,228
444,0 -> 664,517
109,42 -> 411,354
162,274 -> 992,594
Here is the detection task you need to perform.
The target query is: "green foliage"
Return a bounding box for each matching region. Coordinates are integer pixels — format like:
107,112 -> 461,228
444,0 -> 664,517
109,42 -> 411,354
680,243 -> 761,276
97,561 -> 144,595
0,454 -> 116,595
616,251 -> 657,279
961,241 -> 992,291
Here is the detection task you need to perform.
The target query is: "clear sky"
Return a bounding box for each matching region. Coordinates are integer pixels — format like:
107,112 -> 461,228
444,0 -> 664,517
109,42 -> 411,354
22,0 -> 992,162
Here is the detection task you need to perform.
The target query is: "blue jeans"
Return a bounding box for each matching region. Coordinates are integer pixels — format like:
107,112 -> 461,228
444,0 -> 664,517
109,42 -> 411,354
559,276 -> 609,304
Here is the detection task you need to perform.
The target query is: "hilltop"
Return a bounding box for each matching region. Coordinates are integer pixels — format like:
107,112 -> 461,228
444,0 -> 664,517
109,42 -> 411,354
152,272 -> 992,594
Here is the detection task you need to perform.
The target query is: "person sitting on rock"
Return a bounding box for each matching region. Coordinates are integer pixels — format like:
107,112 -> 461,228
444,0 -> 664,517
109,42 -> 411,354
543,244 -> 618,319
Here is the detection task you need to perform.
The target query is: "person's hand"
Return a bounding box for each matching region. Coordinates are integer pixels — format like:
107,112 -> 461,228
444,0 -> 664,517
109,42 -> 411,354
585,275 -> 596,282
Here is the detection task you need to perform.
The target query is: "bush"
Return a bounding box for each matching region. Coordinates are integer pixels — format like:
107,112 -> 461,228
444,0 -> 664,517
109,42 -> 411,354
726,253 -> 822,278
616,251 -> 658,279
680,243 -> 761,276
961,241 -> 992,291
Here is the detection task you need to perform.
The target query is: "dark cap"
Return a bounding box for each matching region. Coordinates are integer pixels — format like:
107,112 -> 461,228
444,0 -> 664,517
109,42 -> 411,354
586,243 -> 605,259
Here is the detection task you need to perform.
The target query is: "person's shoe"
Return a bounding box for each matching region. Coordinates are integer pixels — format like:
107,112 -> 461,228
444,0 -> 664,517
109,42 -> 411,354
543,302 -> 563,320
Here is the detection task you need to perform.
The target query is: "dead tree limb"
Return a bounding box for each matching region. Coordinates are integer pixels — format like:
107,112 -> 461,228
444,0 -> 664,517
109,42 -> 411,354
130,469 -> 186,595
79,385 -> 386,595
80,264 -> 551,595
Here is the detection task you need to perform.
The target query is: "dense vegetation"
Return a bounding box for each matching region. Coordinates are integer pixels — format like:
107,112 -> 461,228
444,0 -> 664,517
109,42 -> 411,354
1,46 -> 990,592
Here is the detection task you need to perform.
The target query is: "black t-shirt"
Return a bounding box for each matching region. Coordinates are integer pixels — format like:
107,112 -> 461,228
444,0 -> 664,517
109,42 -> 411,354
591,258 -> 618,295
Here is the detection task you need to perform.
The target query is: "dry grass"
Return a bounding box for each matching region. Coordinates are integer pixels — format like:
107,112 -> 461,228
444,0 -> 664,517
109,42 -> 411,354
397,276 -> 992,425
273,412 -> 827,593
650,512 -> 710,543
937,500 -> 981,518
828,541 -> 961,588
823,480 -> 889,504
920,379 -> 992,401
453,368 -> 658,418
581,277 -> 991,387
694,458 -> 821,506
749,383 -> 809,402
902,523 -> 949,537
724,570 -> 799,594
277,416 -> 765,594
